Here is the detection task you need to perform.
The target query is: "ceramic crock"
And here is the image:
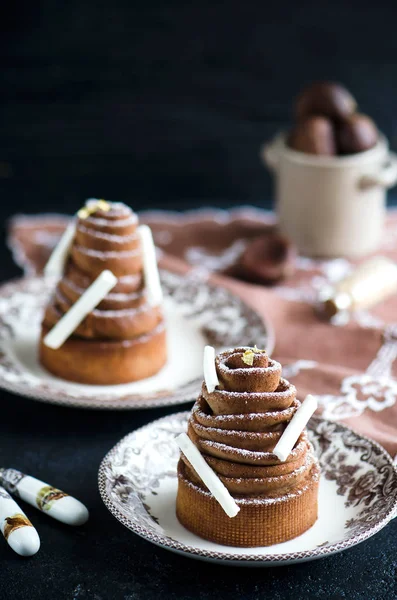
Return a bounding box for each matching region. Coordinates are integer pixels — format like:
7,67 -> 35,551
262,134 -> 397,257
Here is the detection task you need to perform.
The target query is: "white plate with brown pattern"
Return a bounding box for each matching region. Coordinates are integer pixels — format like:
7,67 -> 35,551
0,270 -> 273,410
98,412 -> 397,566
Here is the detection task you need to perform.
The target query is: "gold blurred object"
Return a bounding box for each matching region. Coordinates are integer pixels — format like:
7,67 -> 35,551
242,349 -> 255,366
78,199 -> 110,219
320,257 -> 397,318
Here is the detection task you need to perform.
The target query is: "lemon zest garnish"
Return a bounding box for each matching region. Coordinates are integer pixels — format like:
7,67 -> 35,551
97,199 -> 110,211
242,349 -> 255,366
253,344 -> 266,353
77,199 -> 111,219
77,207 -> 89,219
242,345 -> 266,366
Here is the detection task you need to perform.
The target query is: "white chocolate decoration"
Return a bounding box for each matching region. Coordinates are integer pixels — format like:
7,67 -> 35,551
273,394 -> 318,462
176,433 -> 240,518
43,200 -> 111,278
0,469 -> 89,527
203,345 -> 220,393
43,221 -> 76,280
0,486 -> 40,557
137,225 -> 163,307
44,269 -> 118,349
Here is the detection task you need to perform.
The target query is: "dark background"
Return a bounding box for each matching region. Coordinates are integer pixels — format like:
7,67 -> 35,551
1,2 -> 397,599
2,0 -> 397,221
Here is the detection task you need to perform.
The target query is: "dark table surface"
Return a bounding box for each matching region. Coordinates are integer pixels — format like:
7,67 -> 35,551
2,1 -> 397,597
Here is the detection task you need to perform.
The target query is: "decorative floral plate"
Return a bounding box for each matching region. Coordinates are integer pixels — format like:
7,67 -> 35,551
98,412 -> 397,566
0,271 -> 273,410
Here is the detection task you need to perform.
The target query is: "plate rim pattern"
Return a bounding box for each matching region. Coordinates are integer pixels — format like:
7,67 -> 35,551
98,412 -> 397,564
0,272 -> 274,410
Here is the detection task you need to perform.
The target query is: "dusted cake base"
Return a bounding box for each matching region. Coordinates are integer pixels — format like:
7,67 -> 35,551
40,323 -> 167,385
176,460 -> 320,547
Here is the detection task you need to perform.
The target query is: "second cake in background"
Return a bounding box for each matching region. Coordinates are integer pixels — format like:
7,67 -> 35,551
40,199 -> 167,385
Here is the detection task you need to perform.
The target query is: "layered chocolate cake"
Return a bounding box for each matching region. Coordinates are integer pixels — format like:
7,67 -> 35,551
40,200 -> 167,385
176,347 -> 319,547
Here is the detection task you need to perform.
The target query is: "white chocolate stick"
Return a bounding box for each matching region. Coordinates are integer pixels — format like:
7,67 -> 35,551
0,469 -> 89,527
0,486 -> 40,557
203,345 -> 219,393
44,199 -> 111,279
176,433 -> 240,518
138,225 -> 163,307
44,270 -> 117,349
273,394 -> 318,462
44,221 -> 76,279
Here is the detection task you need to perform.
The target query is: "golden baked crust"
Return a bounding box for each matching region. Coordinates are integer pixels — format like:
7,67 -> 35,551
40,323 -> 167,385
176,460 -> 319,547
